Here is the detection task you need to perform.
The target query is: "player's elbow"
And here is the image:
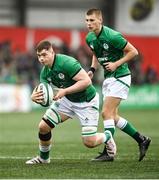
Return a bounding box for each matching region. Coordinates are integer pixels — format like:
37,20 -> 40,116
135,49 -> 138,56
81,78 -> 92,90
85,77 -> 92,87
132,48 -> 138,57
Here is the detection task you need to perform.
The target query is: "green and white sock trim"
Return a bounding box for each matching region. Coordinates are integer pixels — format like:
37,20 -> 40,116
116,117 -> 127,129
39,144 -> 51,152
39,144 -> 51,160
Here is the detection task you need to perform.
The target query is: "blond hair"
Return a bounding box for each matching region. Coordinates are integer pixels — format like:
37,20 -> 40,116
86,8 -> 102,17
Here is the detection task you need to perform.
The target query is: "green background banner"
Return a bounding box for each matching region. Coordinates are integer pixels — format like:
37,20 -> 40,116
96,84 -> 159,109
121,84 -> 159,109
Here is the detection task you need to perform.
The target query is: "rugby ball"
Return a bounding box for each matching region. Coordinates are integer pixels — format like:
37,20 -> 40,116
37,82 -> 53,107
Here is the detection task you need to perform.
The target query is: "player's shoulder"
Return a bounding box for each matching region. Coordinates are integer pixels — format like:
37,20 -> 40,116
102,26 -> 124,43
40,66 -> 49,80
86,32 -> 96,42
56,53 -> 77,63
55,54 -> 71,65
40,66 -> 48,74
56,54 -> 79,68
103,26 -> 121,37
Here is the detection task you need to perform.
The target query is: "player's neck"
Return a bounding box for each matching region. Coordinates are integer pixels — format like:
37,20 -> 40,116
48,53 -> 55,68
94,25 -> 102,36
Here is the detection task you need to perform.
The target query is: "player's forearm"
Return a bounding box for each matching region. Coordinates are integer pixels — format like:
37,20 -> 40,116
91,55 -> 99,69
65,79 -> 91,95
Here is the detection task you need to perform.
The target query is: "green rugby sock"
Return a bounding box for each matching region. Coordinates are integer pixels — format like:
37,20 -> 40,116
116,117 -> 145,143
40,151 -> 50,160
39,145 -> 51,160
122,121 -> 137,137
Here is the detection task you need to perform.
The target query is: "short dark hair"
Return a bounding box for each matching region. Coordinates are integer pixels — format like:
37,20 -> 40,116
86,8 -> 102,16
35,40 -> 52,52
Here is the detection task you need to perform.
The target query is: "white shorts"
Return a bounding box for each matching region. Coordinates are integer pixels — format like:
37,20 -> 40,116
50,93 -> 99,127
102,75 -> 131,100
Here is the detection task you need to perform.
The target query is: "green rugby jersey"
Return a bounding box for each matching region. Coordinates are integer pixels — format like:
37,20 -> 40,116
40,54 -> 96,102
86,26 -> 131,78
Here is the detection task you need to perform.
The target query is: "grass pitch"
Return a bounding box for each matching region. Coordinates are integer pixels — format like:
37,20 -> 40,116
0,109 -> 159,179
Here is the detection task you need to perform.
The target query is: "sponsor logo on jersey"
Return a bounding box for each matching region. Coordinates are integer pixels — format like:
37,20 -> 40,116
58,73 -> 65,79
98,57 -> 108,63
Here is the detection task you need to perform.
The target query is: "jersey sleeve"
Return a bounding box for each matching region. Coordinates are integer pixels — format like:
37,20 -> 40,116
40,67 -> 49,83
63,57 -> 82,78
85,32 -> 95,51
85,36 -> 89,45
110,32 -> 127,50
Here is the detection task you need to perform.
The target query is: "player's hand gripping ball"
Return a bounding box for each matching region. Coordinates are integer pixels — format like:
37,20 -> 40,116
36,82 -> 53,107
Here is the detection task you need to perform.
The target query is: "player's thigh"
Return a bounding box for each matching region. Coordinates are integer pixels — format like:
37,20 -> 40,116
43,97 -> 74,128
103,96 -> 121,111
58,112 -> 70,122
74,93 -> 99,126
76,107 -> 99,126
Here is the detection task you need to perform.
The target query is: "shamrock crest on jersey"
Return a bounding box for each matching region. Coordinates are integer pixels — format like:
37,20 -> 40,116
58,73 -> 65,80
103,43 -> 109,50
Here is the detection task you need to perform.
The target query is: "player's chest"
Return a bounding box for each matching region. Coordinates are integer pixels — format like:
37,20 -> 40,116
91,39 -> 110,51
91,39 -> 115,57
46,70 -> 70,88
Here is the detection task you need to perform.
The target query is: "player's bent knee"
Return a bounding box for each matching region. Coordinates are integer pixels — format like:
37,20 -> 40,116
38,120 -> 51,133
83,136 -> 97,148
43,108 -> 61,128
82,126 -> 97,148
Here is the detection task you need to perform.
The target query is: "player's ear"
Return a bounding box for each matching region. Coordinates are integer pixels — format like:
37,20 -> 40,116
99,16 -> 103,24
49,46 -> 54,54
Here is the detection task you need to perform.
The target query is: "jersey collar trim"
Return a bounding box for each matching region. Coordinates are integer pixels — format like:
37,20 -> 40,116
97,26 -> 103,38
51,54 -> 56,69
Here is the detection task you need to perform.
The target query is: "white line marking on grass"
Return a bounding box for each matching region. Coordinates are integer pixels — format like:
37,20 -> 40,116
0,156 -> 31,159
0,156 -> 90,160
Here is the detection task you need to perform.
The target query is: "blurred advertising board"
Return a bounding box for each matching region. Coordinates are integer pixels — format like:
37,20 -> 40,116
96,84 -> 159,109
121,84 -> 159,109
0,27 -> 86,52
115,0 -> 159,35
0,84 -> 31,112
0,27 -> 159,75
